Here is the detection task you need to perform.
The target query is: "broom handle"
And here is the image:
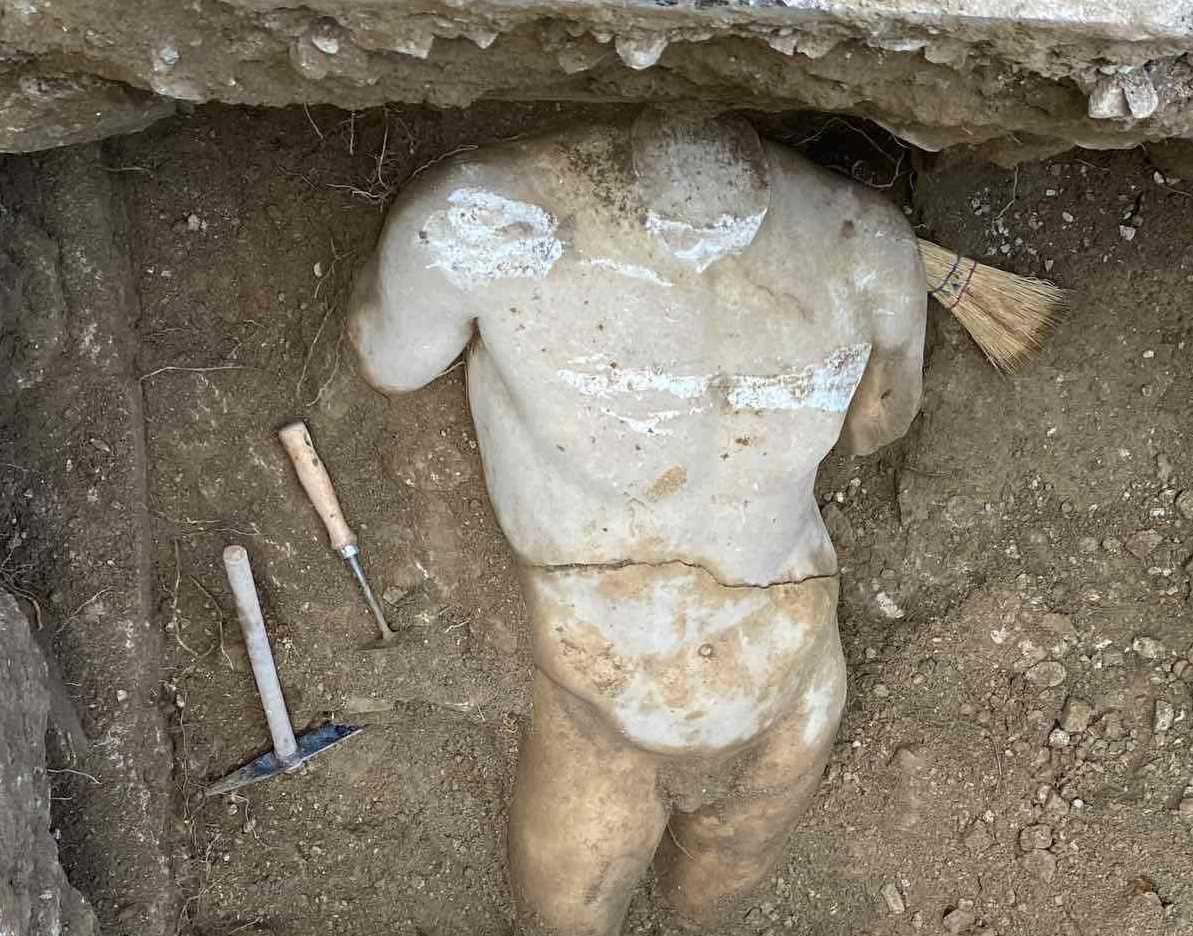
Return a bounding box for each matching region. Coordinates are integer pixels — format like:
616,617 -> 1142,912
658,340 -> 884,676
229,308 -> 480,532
918,237 -> 978,308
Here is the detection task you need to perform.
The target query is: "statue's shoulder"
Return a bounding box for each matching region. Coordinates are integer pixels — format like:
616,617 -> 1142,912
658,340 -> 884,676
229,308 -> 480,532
762,141 -> 914,248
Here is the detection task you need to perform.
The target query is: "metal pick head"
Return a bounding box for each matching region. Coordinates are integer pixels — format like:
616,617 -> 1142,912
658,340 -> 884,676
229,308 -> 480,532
204,723 -> 364,797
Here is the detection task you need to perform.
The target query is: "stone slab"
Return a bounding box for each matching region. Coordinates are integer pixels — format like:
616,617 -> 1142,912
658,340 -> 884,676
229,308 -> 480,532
0,0 -> 1191,155
0,591 -> 99,936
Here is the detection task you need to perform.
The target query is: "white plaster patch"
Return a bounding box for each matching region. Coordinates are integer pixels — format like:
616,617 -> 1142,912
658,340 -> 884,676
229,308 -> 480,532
600,407 -> 682,436
645,209 -> 765,272
852,267 -> 878,291
79,321 -> 102,362
721,344 -> 871,413
827,281 -> 853,317
556,366 -> 708,400
800,679 -> 839,746
421,187 -> 563,291
583,257 -> 673,287
851,263 -> 900,315
876,591 -> 905,619
557,343 -> 871,414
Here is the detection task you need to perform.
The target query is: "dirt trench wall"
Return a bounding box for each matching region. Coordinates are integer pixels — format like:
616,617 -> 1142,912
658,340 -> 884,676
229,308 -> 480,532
0,592 -> 98,936
2,0 -> 1193,157
0,145 -> 177,936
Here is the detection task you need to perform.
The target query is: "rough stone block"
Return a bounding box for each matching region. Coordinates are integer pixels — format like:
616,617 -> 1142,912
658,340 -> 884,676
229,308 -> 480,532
0,592 -> 98,936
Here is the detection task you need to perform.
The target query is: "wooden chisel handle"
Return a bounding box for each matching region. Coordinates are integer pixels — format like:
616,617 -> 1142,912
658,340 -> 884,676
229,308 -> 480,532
277,420 -> 357,554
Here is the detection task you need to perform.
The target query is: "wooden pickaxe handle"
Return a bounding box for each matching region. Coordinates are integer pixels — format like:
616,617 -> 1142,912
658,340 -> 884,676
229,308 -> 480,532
223,545 -> 299,766
277,420 -> 357,554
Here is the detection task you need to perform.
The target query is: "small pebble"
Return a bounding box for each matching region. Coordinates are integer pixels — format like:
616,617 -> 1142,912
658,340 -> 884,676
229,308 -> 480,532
1017,643 -> 1048,669
1176,490 -> 1193,520
1125,529 -> 1163,559
1100,712 -> 1125,739
963,823 -> 992,853
880,882 -> 905,915
1049,727 -> 1071,748
893,745 -> 928,774
1019,824 -> 1053,851
1044,790 -> 1070,817
115,689 -> 128,702
1102,537 -> 1123,555
1154,700 -> 1175,733
311,33 -> 339,55
382,586 -> 408,605
1130,892 -> 1164,917
1119,225 -> 1136,241
1178,798 -> 1193,821
1060,698 -> 1093,733
1133,636 -> 1166,659
1062,211 -> 1075,223
1020,849 -> 1057,882
943,908 -> 976,934
1025,660 -> 1067,688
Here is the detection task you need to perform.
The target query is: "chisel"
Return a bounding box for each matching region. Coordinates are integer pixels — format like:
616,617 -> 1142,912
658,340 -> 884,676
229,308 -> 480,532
277,420 -> 398,648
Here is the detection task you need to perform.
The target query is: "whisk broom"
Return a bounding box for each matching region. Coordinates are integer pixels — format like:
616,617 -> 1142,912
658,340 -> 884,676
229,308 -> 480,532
917,239 -> 1069,372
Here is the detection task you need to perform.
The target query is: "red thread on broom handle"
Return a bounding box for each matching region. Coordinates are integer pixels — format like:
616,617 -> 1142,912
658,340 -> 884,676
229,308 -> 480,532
946,258 -> 980,310
928,251 -> 964,299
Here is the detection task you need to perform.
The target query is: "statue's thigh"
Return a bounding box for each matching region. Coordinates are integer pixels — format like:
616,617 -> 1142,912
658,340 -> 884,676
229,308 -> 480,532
655,639 -> 846,917
509,672 -> 668,936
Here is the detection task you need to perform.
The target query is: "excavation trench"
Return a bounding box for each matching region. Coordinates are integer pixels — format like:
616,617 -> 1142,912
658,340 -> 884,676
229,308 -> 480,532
2,101 -> 1192,936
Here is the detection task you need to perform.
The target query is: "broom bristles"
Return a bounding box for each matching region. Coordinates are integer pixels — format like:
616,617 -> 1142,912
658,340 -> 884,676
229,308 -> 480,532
917,238 -> 1069,372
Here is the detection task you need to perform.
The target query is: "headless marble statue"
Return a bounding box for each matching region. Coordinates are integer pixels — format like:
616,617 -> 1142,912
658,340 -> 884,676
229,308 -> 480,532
350,108 -> 926,934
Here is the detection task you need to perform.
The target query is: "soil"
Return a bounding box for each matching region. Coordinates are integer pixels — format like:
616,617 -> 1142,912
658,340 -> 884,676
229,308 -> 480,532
5,102 -> 1193,936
